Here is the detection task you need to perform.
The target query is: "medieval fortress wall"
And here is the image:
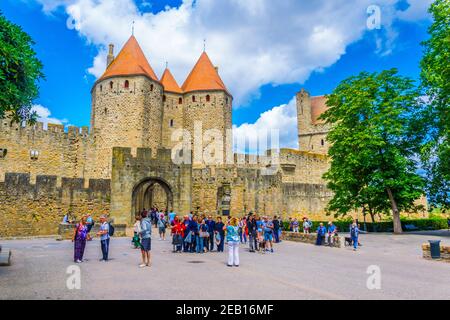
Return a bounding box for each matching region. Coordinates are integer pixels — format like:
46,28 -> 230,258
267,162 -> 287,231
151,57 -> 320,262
0,35 -> 334,236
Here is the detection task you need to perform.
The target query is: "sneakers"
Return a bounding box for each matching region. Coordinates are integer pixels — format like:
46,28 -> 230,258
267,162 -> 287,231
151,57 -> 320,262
75,259 -> 82,263
139,263 -> 146,268
271,249 -> 274,253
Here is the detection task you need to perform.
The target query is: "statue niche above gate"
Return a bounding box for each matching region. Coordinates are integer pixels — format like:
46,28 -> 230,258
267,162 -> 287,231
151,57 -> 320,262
110,147 -> 192,225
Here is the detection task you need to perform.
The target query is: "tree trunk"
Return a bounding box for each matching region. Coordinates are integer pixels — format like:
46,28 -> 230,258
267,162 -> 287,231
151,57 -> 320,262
386,187 -> 402,234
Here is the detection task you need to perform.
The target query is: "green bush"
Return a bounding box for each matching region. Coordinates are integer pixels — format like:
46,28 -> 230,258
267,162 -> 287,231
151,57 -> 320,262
281,218 -> 449,233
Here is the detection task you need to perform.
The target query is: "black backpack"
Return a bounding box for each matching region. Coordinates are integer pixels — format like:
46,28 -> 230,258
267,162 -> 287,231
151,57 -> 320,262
108,223 -> 115,237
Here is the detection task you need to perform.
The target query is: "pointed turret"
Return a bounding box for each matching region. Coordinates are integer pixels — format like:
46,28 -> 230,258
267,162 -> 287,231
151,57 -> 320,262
160,68 -> 183,94
182,52 -> 228,93
99,35 -> 158,82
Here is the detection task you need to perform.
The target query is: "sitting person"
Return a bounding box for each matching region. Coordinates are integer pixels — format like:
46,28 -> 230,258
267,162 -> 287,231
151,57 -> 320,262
327,221 -> 337,245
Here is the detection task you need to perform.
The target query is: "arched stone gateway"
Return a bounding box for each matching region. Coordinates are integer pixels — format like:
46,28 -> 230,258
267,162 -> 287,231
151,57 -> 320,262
110,147 -> 192,225
132,177 -> 173,217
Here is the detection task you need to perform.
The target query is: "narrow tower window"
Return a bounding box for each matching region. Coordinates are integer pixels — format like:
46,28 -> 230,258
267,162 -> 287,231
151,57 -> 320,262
163,95 -> 166,102
150,84 -> 154,91
192,95 -> 196,102
100,85 -> 103,92
206,95 -> 210,102
124,80 -> 129,88
321,139 -> 324,146
178,97 -> 183,104
170,119 -> 174,127
109,81 -> 113,89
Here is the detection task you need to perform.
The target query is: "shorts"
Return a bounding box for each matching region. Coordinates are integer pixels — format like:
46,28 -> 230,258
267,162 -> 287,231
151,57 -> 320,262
264,232 -> 273,241
159,227 -> 166,234
141,238 -> 151,251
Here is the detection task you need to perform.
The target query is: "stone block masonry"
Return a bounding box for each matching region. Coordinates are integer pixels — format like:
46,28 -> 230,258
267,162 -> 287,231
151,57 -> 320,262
0,173 -> 110,237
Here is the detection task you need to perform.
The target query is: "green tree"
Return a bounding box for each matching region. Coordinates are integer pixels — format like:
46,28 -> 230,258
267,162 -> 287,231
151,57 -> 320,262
321,69 -> 425,234
420,0 -> 450,211
0,11 -> 44,123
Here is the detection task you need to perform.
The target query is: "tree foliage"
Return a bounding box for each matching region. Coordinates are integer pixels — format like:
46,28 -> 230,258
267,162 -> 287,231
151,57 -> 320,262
320,69 -> 426,233
0,11 -> 44,123
420,0 -> 450,211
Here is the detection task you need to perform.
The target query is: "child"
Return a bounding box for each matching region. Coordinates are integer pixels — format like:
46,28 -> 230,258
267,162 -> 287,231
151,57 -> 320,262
132,216 -> 142,249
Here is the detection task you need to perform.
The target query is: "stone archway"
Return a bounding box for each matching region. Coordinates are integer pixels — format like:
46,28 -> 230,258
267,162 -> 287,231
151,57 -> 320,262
132,177 -> 173,218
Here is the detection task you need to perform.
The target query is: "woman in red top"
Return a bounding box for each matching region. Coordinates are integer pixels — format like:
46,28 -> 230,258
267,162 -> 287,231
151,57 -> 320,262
172,217 -> 185,253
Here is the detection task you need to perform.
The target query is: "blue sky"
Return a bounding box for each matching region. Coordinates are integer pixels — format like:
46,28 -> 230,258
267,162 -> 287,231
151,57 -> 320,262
1,0 -> 432,148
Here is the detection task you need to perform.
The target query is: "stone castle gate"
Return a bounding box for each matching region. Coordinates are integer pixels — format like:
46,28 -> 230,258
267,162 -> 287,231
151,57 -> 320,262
110,147 -> 192,224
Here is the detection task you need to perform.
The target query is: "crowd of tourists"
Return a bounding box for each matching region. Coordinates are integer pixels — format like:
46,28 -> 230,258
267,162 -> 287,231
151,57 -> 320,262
69,209 -> 361,267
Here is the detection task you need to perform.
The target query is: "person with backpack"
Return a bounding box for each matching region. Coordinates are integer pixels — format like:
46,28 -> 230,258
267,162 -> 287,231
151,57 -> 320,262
96,215 -> 110,261
157,213 -> 167,241
350,221 -> 360,251
316,223 -> 326,245
171,216 -> 185,253
139,211 -> 152,267
272,216 -> 280,243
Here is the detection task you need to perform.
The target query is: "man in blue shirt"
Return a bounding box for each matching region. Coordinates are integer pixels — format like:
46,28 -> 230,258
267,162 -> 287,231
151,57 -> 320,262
205,215 -> 216,251
215,217 -> 225,252
327,221 -> 337,246
96,215 -> 110,261
316,223 -> 326,246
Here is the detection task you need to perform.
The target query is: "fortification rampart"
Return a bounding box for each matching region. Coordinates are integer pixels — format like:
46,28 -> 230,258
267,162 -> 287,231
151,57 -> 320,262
0,120 -> 96,183
0,172 -> 110,237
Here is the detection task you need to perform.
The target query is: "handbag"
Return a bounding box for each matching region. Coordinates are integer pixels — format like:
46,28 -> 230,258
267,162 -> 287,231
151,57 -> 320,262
184,231 -> 193,244
200,230 -> 209,238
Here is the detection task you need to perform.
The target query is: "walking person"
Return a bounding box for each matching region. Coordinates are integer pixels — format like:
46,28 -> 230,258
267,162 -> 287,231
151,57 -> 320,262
72,215 -> 90,263
316,223 -> 326,246
158,213 -> 167,241
273,216 -> 280,243
215,217 -> 225,252
247,214 -> 257,252
226,217 -> 240,267
264,217 -> 274,253
182,215 -> 191,252
172,217 -> 185,253
139,211 -> 152,267
205,215 -> 216,251
292,218 -> 300,233
350,221 -> 360,251
96,215 -> 110,261
189,215 -> 199,253
198,219 -> 209,253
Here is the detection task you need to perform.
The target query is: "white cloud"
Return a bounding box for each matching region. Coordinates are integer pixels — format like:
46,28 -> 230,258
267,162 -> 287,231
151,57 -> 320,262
31,104 -> 68,129
30,0 -> 430,107
233,97 -> 298,153
396,0 -> 434,21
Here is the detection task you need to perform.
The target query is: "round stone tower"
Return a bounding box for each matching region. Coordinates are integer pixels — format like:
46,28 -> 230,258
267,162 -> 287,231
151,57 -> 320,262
181,52 -> 233,166
90,35 -> 163,178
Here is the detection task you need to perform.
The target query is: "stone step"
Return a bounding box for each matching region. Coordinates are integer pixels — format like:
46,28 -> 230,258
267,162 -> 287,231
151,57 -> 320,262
0,248 -> 11,266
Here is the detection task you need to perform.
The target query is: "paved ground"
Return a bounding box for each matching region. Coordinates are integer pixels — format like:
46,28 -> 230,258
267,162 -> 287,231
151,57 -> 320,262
1,230 -> 450,300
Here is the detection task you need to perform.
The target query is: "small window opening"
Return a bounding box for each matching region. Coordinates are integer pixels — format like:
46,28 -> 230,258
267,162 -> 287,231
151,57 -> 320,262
124,80 -> 129,88
206,95 -> 210,102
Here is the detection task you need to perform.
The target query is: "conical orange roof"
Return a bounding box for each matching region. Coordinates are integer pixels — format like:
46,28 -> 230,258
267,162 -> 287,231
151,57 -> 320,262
99,35 -> 158,82
160,68 -> 183,94
182,52 -> 228,93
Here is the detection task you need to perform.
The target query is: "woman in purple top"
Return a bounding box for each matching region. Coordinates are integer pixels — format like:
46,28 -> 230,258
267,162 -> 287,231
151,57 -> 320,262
72,216 -> 89,263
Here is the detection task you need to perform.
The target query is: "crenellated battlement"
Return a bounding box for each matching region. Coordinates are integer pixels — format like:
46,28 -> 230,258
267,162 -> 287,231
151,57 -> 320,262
0,120 -> 92,142
2,172 -> 110,195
